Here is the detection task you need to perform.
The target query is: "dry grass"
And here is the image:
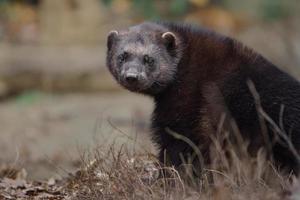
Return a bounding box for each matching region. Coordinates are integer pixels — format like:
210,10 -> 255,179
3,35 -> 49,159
0,124 -> 298,199
62,139 -> 293,200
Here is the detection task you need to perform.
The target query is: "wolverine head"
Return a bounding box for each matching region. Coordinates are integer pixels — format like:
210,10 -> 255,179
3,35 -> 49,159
106,22 -> 182,95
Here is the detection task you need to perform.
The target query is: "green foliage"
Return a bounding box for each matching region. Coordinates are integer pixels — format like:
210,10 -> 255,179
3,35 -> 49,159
100,0 -> 191,19
0,0 -> 8,4
170,0 -> 189,16
261,0 -> 289,21
14,90 -> 44,105
132,0 -> 159,19
100,0 -> 113,6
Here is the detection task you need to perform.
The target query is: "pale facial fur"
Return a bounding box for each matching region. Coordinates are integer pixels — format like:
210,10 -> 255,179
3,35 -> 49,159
106,23 -> 182,95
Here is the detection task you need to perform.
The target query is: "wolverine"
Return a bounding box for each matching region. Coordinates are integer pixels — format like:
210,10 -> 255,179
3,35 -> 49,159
106,21 -> 300,174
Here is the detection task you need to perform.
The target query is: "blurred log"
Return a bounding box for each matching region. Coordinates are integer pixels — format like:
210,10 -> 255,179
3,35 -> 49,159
0,45 -> 121,98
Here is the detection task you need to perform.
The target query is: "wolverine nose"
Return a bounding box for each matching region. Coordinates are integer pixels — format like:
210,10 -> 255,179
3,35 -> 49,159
125,73 -> 138,84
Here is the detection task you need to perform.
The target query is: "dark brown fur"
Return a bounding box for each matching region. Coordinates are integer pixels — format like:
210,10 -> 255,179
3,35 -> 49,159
106,21 -> 300,175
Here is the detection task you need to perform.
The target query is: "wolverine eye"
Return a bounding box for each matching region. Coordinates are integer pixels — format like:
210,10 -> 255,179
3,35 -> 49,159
118,52 -> 129,64
143,55 -> 154,66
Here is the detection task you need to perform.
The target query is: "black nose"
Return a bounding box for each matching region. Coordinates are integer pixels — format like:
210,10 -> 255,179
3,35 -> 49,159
125,73 -> 138,84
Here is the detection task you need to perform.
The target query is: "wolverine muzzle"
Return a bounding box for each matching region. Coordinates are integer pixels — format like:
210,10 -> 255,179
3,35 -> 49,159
125,72 -> 138,83
124,67 -> 140,84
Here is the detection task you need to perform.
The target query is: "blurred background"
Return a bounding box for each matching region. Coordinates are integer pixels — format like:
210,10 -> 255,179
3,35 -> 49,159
0,0 -> 299,180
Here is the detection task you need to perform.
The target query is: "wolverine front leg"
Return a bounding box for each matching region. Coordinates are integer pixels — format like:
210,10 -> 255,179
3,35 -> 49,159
156,129 -> 210,176
158,142 -> 209,178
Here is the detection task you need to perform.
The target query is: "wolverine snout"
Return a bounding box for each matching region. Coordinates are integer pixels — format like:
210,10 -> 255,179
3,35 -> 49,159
125,72 -> 138,83
123,67 -> 141,85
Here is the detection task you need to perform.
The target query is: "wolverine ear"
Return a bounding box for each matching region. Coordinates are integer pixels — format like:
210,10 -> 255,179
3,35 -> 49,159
107,30 -> 119,50
162,32 -> 177,50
